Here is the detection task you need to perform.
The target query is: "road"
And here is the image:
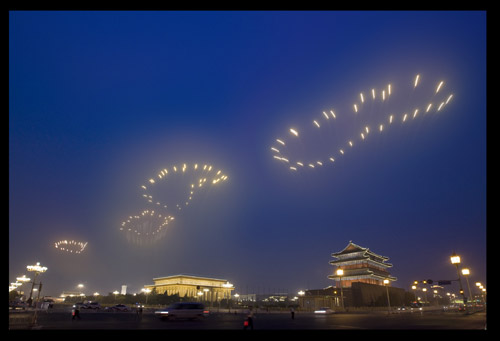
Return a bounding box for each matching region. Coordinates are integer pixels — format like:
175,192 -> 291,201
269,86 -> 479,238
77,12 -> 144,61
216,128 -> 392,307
19,309 -> 487,330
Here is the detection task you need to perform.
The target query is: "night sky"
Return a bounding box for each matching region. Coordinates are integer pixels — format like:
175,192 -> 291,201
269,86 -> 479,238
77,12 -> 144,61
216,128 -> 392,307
9,11 -> 486,298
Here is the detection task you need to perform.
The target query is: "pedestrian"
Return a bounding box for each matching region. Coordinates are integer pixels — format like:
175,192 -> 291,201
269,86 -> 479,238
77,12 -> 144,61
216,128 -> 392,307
243,306 -> 254,330
136,304 -> 143,321
72,304 -> 81,320
290,306 -> 295,320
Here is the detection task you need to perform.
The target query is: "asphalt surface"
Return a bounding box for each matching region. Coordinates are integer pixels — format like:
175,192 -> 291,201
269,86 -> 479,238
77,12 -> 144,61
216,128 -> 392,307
18,309 -> 487,330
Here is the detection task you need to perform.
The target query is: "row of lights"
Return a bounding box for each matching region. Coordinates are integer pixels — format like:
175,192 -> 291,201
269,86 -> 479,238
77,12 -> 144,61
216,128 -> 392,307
450,252 -> 485,305
410,252 -> 486,306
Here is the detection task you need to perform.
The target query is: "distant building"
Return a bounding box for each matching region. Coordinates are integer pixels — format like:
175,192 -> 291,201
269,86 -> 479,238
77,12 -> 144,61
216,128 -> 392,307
299,286 -> 340,311
328,241 -> 397,287
121,285 -> 127,295
299,241 -> 407,309
144,274 -> 234,302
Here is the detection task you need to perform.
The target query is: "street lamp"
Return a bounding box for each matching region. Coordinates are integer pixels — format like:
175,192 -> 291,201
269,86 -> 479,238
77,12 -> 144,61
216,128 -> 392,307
336,269 -> 344,310
450,253 -> 460,265
12,275 -> 31,294
26,262 -> 47,307
233,293 -> 239,309
16,275 -> 31,283
461,268 -> 473,306
475,282 -> 486,304
203,288 -> 209,305
141,288 -> 151,304
422,288 -> 428,305
450,252 -> 466,309
411,285 -> 418,304
383,279 -> 391,314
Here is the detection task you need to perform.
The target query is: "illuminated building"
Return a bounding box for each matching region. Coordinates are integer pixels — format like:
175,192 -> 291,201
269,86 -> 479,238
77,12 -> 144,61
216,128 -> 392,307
299,241 -> 406,309
144,274 -> 234,302
328,241 -> 397,287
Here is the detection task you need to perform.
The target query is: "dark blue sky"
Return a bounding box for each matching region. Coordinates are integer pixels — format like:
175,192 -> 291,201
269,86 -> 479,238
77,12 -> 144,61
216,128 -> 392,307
9,11 -> 486,297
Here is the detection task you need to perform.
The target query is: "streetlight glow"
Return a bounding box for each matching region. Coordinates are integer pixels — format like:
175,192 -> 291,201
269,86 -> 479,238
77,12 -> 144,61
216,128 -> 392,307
27,262 -> 48,273
450,254 -> 461,264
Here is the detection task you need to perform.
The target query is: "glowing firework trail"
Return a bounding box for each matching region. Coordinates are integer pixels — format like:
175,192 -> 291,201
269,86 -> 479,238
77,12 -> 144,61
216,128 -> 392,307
54,240 -> 88,254
119,210 -> 174,245
270,73 -> 454,172
141,163 -> 228,210
120,162 -> 228,245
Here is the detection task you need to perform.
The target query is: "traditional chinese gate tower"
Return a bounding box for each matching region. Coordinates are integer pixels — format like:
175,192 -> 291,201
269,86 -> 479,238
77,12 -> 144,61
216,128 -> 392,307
328,241 -> 397,287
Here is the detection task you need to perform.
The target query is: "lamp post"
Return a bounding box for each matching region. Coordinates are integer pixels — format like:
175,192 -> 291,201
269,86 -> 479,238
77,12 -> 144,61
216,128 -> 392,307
141,288 -> 151,305
461,268 -> 473,306
450,252 -> 466,309
476,282 -> 486,305
336,269 -> 344,310
233,293 -> 239,311
383,279 -> 391,314
203,288 -> 209,306
298,290 -> 305,311
26,262 -> 47,307
15,275 -> 31,295
411,285 -> 418,304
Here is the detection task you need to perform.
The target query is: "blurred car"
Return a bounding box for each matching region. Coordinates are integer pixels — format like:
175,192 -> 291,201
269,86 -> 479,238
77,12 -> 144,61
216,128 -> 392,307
82,301 -> 101,310
155,302 -> 209,320
397,306 -> 407,311
73,302 -> 85,309
106,304 -> 130,312
314,307 -> 335,314
9,300 -> 27,310
43,298 -> 54,308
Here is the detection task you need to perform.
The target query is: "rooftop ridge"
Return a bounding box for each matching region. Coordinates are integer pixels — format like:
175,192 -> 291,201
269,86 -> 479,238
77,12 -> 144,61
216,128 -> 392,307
331,241 -> 390,261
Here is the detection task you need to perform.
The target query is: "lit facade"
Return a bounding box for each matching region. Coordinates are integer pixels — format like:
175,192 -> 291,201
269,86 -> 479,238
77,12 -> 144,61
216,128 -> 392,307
144,274 -> 234,302
328,241 -> 397,287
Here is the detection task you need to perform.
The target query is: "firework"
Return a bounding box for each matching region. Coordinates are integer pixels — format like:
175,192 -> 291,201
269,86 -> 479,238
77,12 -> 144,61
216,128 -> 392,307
119,209 -> 174,246
270,73 -> 454,172
120,162 -> 228,245
140,163 -> 228,211
54,240 -> 88,254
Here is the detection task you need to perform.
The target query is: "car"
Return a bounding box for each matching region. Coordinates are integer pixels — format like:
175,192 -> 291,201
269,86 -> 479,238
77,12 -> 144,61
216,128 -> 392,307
43,299 -> 54,308
155,302 -> 209,320
9,300 -> 27,310
82,301 -> 101,310
106,304 -> 130,312
73,302 -> 85,309
314,307 -> 335,314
